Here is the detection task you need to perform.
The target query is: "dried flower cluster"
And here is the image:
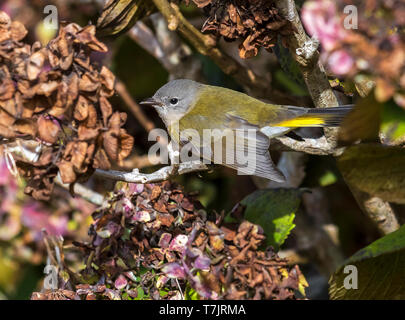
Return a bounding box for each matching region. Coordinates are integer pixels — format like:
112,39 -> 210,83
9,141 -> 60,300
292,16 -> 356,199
184,0 -> 293,59
302,0 -> 404,106
0,11 -> 134,200
32,181 -> 306,300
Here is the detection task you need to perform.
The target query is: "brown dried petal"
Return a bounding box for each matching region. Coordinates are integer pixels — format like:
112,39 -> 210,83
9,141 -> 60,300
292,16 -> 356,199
38,116 -> 60,144
74,95 -> 90,121
58,160 -> 76,184
83,104 -> 98,128
100,66 -> 115,91
27,50 -> 46,81
36,81 -> 59,97
79,73 -> 100,92
78,125 -> 100,140
50,74 -> 80,117
13,119 -> 37,137
0,70 -> 15,101
93,148 -> 111,170
108,112 -> 122,135
0,107 -> 16,127
0,11 -> 11,28
76,25 -> 108,52
158,213 -> 174,227
0,124 -> 16,138
0,28 -> 10,42
118,130 -> 134,162
10,21 -> 27,41
150,186 -> 162,201
100,96 -> 112,126
192,0 -> 212,8
71,142 -> 88,172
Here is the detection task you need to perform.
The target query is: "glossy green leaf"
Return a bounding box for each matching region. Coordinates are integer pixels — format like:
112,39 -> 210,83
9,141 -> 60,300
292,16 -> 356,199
329,224 -> 405,299
381,100 -> 405,145
240,189 -> 301,249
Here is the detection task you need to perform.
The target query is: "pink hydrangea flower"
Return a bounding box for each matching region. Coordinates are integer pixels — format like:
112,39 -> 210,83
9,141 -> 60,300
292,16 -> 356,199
21,203 -> 68,239
301,0 -> 346,51
301,0 -> 354,75
328,50 -> 354,75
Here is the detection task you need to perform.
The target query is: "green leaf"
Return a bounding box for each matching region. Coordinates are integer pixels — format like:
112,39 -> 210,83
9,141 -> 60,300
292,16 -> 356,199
159,289 -> 169,298
381,100 -> 405,145
329,224 -> 405,299
240,189 -> 301,249
184,287 -> 200,300
337,143 -> 405,204
319,170 -> 337,187
134,286 -> 145,300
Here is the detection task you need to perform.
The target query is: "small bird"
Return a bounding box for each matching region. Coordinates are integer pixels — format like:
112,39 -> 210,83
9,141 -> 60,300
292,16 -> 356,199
141,79 -> 352,182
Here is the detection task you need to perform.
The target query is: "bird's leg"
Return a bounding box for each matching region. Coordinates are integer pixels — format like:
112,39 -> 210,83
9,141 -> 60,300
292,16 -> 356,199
167,141 -> 180,175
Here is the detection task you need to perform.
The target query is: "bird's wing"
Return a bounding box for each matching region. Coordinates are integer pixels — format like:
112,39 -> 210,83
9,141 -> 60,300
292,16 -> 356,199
178,112 -> 285,182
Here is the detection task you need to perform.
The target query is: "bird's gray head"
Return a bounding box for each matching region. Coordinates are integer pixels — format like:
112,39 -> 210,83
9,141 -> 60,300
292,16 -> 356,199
140,79 -> 203,126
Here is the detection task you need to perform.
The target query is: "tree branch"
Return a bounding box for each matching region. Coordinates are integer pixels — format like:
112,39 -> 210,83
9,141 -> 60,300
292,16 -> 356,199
55,175 -> 106,207
95,161 -> 209,183
274,0 -> 399,235
272,135 -> 339,156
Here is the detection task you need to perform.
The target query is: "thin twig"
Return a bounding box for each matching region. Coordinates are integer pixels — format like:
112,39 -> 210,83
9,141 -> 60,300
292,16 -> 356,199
115,80 -> 156,132
55,175 -> 106,207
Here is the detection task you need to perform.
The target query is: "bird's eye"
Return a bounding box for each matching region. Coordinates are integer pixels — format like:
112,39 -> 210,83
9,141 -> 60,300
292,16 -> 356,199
169,98 -> 179,105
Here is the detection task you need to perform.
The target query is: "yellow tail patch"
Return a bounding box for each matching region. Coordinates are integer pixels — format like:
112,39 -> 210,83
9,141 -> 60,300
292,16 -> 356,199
274,117 -> 326,127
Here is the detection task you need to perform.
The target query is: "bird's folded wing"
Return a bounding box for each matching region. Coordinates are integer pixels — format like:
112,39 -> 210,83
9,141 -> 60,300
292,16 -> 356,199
191,114 -> 286,182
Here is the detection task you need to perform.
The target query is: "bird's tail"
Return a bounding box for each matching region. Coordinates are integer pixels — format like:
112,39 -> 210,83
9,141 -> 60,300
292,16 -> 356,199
274,105 -> 353,128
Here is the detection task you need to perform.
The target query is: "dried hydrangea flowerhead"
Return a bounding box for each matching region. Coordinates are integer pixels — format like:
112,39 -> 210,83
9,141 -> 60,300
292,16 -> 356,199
0,11 -> 134,200
187,0 -> 294,59
39,181 -> 307,300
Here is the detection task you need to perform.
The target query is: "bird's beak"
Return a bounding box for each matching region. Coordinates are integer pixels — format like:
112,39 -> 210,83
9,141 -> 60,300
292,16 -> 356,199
140,98 -> 163,107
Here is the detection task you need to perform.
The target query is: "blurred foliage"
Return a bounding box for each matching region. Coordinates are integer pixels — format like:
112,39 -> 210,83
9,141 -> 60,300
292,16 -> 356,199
338,144 -> 405,204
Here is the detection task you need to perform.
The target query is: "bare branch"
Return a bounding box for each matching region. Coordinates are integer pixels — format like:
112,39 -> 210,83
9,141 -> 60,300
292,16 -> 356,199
128,21 -> 167,66
351,189 -> 400,235
272,135 -> 339,156
95,161 -> 209,183
55,175 -> 106,207
115,80 -> 156,132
